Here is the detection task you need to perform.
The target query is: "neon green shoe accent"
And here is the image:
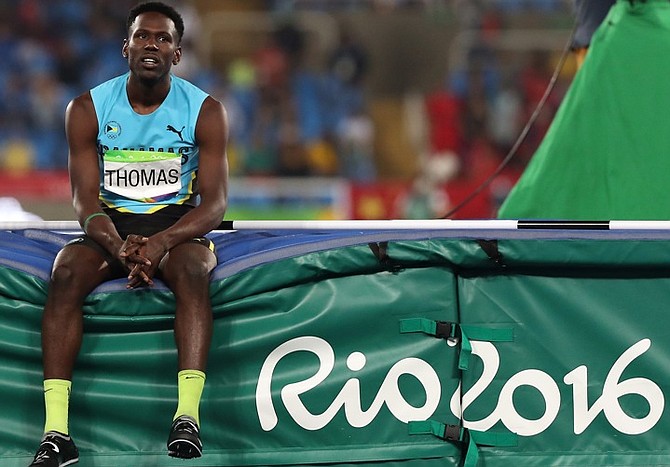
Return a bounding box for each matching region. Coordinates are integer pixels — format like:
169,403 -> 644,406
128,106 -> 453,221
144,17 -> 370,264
174,370 -> 206,426
43,379 -> 71,435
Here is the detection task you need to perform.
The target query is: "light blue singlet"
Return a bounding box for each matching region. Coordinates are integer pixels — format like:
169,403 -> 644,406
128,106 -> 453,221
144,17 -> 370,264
90,72 -> 208,214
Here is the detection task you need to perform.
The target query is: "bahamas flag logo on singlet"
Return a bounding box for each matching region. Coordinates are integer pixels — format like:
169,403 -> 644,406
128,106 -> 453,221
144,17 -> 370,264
104,121 -> 122,140
103,150 -> 181,202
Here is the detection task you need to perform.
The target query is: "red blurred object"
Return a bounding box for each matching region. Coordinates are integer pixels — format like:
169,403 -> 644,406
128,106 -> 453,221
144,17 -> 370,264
425,90 -> 464,154
0,171 -> 70,200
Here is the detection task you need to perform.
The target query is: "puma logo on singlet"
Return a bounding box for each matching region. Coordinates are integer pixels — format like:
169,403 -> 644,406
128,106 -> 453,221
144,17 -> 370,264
166,125 -> 185,141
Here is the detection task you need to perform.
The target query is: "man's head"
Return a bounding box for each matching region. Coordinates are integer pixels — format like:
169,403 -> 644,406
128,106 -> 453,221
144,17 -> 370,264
123,2 -> 184,80
127,2 -> 184,44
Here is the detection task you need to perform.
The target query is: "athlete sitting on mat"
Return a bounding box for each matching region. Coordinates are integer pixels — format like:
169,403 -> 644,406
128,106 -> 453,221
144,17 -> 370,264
28,2 -> 229,466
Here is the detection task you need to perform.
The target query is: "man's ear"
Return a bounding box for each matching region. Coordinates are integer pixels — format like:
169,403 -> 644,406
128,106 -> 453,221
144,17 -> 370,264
122,39 -> 129,58
172,46 -> 182,65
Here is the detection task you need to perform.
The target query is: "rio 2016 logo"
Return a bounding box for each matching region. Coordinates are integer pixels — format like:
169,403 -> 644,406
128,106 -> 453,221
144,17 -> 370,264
256,336 -> 664,436
451,338 -> 664,436
256,336 -> 440,431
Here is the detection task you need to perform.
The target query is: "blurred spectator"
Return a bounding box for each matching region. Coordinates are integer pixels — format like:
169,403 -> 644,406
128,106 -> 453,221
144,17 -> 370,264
488,75 -> 523,154
425,86 -> 464,156
223,58 -> 258,174
323,26 -> 370,178
323,27 -> 368,136
336,106 -> 376,181
255,30 -> 292,94
400,154 -> 457,219
28,73 -> 72,168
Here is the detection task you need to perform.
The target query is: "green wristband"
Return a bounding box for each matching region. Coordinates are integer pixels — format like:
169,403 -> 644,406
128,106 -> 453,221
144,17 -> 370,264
83,212 -> 110,233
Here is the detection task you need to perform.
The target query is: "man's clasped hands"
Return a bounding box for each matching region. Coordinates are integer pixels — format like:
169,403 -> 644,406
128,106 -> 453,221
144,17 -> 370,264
118,234 -> 169,289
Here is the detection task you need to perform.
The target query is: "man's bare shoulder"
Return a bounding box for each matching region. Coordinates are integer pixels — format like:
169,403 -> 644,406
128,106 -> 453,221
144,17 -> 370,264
66,91 -> 95,116
195,95 -> 229,143
200,95 -> 226,118
65,91 -> 98,133
65,91 -> 98,139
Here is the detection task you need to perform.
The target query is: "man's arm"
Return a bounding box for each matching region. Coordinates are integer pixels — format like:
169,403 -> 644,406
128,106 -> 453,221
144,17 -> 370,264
66,93 -> 125,255
66,94 -> 152,282
145,96 -> 229,259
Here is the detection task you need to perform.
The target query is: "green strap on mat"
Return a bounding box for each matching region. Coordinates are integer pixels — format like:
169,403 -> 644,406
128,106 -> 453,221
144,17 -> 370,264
399,318 -> 514,370
408,420 -> 518,467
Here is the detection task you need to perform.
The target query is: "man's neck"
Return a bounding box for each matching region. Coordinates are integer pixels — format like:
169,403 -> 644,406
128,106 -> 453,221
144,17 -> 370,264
126,74 -> 171,115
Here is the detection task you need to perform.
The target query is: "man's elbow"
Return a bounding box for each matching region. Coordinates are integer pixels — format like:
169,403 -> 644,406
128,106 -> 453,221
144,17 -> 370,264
206,196 -> 227,228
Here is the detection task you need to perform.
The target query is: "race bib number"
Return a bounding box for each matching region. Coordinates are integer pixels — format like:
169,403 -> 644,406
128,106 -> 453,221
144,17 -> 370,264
103,150 -> 181,201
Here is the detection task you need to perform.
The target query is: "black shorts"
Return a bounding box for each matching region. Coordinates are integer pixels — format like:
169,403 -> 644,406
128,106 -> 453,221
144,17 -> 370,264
66,205 -> 215,275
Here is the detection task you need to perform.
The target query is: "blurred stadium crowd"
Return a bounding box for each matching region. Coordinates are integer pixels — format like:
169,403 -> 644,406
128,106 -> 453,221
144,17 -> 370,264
0,0 -> 574,205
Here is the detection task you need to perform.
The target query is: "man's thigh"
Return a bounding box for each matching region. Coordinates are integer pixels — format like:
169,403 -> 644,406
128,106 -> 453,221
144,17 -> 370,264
63,236 -> 126,277
50,241 -> 120,292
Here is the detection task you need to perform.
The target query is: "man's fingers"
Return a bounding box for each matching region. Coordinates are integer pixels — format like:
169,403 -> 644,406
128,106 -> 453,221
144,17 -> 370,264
120,245 -> 138,258
125,252 -> 151,265
127,264 -> 143,283
126,267 -> 153,289
119,236 -> 149,258
142,272 -> 154,286
120,241 -> 151,265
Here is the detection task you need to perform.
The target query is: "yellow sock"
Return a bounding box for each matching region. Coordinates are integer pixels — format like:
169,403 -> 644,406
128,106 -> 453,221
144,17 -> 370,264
43,379 -> 71,435
174,370 -> 206,426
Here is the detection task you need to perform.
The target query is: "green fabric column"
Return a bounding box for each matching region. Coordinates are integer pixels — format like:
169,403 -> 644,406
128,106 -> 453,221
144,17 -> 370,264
498,0 -> 670,220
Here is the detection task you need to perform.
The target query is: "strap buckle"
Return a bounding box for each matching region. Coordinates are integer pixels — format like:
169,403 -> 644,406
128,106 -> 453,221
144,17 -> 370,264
435,320 -> 454,339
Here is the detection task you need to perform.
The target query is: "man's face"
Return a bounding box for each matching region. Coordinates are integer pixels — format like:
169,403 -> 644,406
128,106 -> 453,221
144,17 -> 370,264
122,11 -> 181,80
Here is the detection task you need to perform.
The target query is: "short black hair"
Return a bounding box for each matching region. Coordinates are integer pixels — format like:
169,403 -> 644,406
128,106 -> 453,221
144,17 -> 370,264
127,1 -> 185,43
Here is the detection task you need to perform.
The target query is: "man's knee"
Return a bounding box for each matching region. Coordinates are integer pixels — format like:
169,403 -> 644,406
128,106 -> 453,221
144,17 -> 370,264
163,244 -> 216,286
50,263 -> 79,287
47,263 -> 95,306
171,258 -> 213,284
49,258 -> 105,295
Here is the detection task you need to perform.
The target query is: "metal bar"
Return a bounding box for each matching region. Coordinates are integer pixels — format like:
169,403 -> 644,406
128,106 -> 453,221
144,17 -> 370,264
0,219 -> 519,231
3,219 -> 670,232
